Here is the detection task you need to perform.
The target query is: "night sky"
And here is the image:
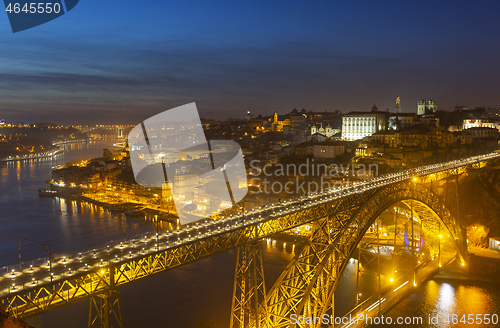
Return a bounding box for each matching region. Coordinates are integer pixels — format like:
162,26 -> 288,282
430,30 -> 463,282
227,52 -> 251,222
1,0 -> 500,124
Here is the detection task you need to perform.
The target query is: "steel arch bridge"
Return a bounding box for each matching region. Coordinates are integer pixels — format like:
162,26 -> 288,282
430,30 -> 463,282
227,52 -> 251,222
246,181 -> 463,328
74,125 -> 134,138
0,153 -> 498,327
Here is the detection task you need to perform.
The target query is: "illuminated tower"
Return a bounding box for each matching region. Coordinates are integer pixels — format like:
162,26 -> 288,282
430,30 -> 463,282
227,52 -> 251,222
311,124 -> 317,135
395,96 -> 401,113
418,99 -> 438,115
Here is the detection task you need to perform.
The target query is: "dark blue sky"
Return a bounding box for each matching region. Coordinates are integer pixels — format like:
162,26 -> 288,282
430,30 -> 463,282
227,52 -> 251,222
1,0 -> 500,124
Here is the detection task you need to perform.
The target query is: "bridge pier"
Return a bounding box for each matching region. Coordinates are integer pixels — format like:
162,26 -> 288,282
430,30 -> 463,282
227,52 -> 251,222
88,290 -> 123,328
2,155 -> 496,326
230,241 -> 267,328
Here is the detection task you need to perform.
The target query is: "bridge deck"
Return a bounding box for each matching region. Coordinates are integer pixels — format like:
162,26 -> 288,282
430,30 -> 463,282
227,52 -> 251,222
1,152 -> 499,318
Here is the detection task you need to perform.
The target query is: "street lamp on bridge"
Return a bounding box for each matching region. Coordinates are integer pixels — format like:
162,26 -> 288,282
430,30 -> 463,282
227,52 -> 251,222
18,237 -> 52,279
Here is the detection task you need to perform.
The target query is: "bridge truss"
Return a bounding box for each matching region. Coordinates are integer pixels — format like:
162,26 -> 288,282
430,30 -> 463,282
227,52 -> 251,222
0,154 -> 498,327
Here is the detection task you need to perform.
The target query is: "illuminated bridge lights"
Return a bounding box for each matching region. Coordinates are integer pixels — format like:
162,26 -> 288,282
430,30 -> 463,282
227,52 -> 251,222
0,152 -> 499,321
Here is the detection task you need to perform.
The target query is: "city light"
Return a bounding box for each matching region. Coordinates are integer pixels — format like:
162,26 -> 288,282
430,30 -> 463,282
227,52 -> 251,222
2,147 -> 499,325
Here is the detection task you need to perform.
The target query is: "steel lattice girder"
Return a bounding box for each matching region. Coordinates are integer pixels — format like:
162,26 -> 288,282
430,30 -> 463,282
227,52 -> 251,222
230,242 -> 267,328
88,290 -> 123,328
0,160 -> 485,319
264,182 -> 463,328
1,270 -> 113,318
0,190 -> 373,318
418,162 -> 486,184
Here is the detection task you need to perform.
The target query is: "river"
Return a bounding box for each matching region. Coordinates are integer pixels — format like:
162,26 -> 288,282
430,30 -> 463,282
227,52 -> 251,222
1,141 -> 499,328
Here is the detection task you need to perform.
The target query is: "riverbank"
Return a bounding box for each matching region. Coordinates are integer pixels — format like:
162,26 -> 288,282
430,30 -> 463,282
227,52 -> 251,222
79,194 -> 175,217
38,189 -> 180,226
0,147 -> 64,162
433,254 -> 500,285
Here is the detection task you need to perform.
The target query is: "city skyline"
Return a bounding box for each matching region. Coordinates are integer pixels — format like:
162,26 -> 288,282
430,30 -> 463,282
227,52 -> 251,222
2,2 -> 500,327
1,1 -> 500,124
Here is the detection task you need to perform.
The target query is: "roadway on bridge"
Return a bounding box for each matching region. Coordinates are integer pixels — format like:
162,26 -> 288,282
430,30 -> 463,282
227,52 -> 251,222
1,152 -> 499,314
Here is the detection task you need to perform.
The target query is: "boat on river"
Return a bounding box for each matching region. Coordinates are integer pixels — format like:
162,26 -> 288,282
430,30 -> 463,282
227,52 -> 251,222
38,188 -> 59,197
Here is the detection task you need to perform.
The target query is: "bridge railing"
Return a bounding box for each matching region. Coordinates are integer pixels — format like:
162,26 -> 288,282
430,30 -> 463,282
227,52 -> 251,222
1,152 -> 499,300
4,152 -> 500,277
0,229 -> 160,285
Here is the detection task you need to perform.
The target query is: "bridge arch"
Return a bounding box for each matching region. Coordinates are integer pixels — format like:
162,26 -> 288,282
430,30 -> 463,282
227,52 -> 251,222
341,181 -> 465,268
265,181 -> 465,328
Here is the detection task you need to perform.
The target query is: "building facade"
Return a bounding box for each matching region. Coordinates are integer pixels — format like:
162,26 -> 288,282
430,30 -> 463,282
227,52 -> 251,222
312,142 -> 346,159
388,113 -> 416,130
294,141 -> 346,159
341,105 -> 386,141
463,119 -> 500,131
466,127 -> 500,139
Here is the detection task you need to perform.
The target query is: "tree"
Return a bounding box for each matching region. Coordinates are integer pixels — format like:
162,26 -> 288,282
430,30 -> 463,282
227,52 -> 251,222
466,224 -> 489,247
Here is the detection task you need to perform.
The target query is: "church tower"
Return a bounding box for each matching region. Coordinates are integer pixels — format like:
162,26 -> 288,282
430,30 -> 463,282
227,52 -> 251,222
395,96 -> 401,113
311,124 -> 317,135
418,99 -> 437,115
326,124 -> 332,137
